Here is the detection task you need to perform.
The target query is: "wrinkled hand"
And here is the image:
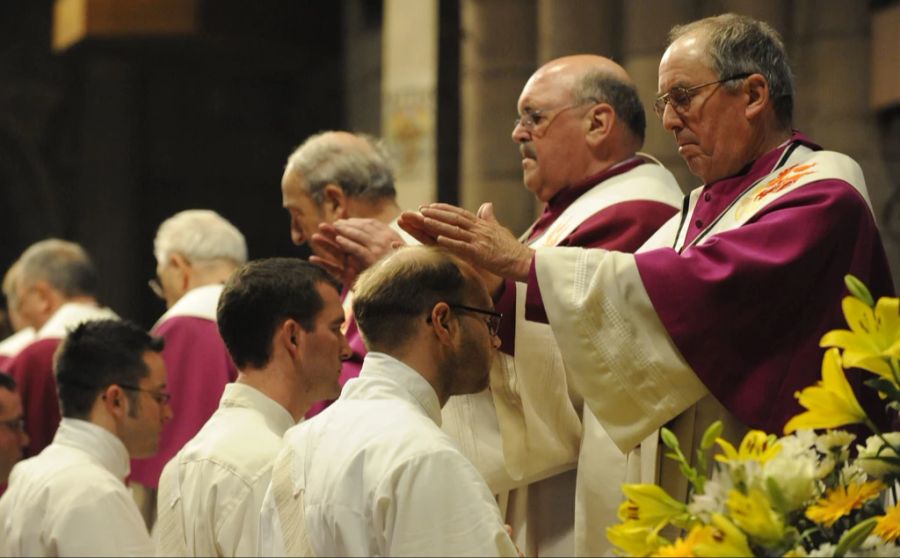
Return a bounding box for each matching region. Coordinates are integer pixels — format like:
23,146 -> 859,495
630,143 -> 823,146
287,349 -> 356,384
402,202 -> 533,282
310,218 -> 406,286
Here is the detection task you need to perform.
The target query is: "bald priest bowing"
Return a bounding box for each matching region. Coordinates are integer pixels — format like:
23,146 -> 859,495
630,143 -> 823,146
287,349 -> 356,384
400,12 -> 894,506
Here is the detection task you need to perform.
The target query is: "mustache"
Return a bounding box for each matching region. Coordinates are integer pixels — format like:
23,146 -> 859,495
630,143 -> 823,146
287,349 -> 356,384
520,143 -> 537,159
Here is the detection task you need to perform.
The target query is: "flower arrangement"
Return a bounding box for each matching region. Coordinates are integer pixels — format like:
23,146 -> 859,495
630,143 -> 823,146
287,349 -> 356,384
607,276 -> 900,557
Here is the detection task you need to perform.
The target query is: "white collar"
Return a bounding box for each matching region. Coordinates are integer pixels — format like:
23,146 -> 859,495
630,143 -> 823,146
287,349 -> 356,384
0,327 -> 36,357
220,382 -> 297,436
37,302 -> 119,340
53,418 -> 131,480
356,352 -> 442,426
154,283 -> 223,327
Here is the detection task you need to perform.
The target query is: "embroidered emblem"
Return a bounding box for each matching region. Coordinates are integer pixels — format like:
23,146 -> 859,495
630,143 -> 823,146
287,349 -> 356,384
734,162 -> 818,220
538,215 -> 572,247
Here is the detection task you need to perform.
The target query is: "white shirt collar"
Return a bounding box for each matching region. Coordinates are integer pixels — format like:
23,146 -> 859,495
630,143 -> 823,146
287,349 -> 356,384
356,352 -> 442,426
220,382 -> 297,436
0,327 -> 36,357
155,283 -> 223,327
53,418 -> 131,480
37,302 -> 119,340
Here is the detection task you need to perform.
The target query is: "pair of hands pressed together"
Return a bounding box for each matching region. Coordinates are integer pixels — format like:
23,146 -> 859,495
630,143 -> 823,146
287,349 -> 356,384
309,203 -> 535,292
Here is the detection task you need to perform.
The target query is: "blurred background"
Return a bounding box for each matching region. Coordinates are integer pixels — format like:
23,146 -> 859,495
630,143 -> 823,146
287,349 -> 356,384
0,0 -> 898,329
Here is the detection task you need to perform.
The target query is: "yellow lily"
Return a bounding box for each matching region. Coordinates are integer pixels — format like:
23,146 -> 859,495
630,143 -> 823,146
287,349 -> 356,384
783,348 -> 867,434
691,514 -> 754,557
715,430 -> 781,464
726,488 -> 785,545
618,484 -> 686,529
820,296 -> 900,383
607,521 -> 668,557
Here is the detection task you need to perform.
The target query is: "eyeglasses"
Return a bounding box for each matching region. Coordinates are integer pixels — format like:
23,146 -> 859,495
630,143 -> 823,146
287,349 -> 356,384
148,278 -> 165,300
117,383 -> 172,405
449,304 -> 502,337
653,73 -> 752,119
514,98 -> 598,136
0,417 -> 25,433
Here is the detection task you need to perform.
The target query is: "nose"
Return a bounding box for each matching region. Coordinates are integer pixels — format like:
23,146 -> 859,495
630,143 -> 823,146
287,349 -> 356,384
163,401 -> 174,423
660,102 -> 683,132
19,430 -> 29,448
511,120 -> 530,143
339,332 -> 352,361
491,334 -> 501,350
290,225 -> 305,246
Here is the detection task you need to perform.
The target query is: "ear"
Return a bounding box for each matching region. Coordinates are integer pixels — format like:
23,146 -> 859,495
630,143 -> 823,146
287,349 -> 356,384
429,302 -> 456,346
585,103 -> 615,146
280,319 -> 303,360
102,385 -> 128,420
744,74 -> 770,120
322,184 -> 348,220
30,280 -> 55,313
169,253 -> 193,290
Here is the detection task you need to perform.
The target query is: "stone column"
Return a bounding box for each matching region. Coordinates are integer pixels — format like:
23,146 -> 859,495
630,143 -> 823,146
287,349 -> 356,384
536,0 -> 621,64
343,0 -> 383,136
621,0 -> 697,192
382,0 -> 439,210
459,0 -> 536,236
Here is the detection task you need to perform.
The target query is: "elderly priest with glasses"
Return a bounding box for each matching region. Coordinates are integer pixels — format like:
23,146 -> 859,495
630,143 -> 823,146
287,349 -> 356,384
401,11 -> 894,520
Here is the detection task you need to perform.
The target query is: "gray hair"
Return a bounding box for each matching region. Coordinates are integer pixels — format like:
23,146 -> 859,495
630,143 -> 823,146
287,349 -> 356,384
154,209 -> 248,266
669,13 -> 794,129
572,72 -> 646,146
284,131 -> 396,206
17,239 -> 98,298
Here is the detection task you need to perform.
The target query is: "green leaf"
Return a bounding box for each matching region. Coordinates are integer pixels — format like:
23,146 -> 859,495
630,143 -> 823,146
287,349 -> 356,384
660,427 -> 681,451
834,516 -> 878,557
845,274 -> 875,307
700,420 -> 724,451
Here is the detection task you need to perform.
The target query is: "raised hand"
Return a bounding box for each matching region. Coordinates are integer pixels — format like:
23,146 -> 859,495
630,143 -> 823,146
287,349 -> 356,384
412,202 -> 533,282
310,218 -> 407,287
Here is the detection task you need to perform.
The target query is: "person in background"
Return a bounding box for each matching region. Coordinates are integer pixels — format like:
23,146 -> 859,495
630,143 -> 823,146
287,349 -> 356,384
3,239 -> 117,457
0,320 -> 171,556
130,209 -> 246,527
0,373 -> 28,489
0,261 -> 35,370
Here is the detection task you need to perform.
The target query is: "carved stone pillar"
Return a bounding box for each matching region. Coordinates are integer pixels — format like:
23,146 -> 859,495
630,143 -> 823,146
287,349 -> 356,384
459,0 -> 536,236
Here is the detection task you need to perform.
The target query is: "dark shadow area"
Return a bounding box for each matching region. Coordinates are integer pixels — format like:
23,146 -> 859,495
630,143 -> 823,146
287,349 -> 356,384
0,0 -> 344,327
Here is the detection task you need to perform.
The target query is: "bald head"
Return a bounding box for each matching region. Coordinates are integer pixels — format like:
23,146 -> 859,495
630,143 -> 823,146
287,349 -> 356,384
513,54 -> 647,201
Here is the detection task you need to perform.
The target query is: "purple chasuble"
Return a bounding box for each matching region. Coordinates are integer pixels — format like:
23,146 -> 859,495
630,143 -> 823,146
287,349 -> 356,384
527,132 -> 893,434
4,338 -> 62,458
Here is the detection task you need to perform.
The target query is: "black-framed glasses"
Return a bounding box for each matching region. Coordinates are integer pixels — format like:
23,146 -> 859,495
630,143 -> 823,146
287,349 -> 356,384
117,383 -> 172,405
148,278 -> 165,300
449,304 -> 502,337
514,98 -> 598,135
0,417 -> 25,433
653,73 -> 752,119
